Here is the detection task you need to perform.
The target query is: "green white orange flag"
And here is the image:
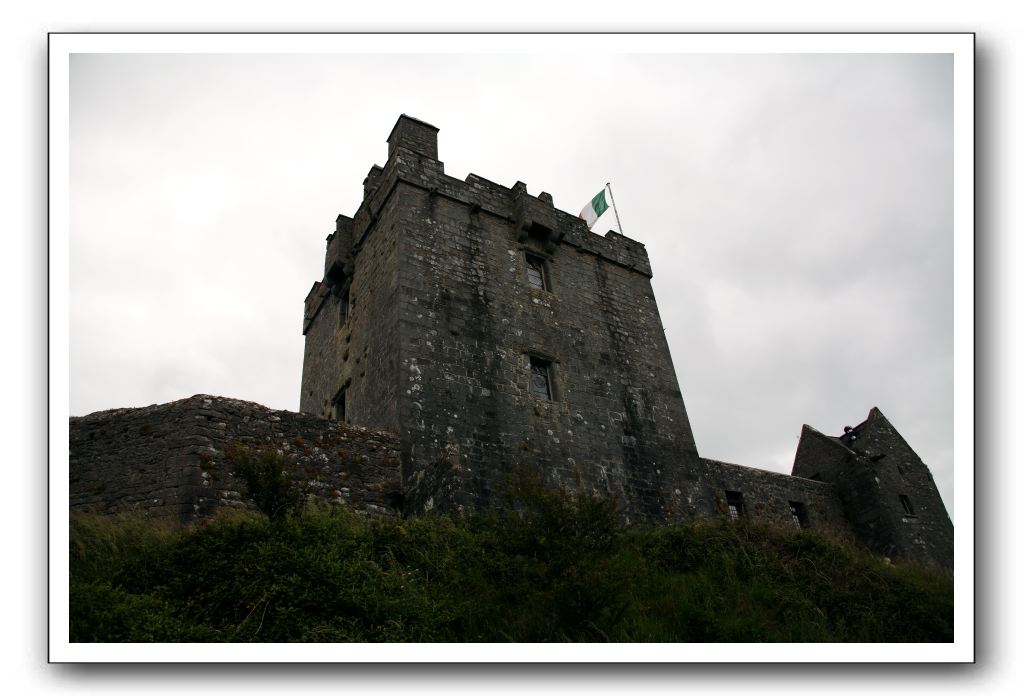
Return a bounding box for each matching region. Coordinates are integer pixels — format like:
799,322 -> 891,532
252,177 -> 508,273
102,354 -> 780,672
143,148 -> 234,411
578,188 -> 609,229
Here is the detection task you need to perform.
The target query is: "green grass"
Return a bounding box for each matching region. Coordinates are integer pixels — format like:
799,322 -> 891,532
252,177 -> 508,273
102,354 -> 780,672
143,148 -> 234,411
69,486 -> 953,643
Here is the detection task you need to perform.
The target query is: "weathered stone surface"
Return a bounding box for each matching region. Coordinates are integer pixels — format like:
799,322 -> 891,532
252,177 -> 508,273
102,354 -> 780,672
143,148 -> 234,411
792,408 -> 953,571
664,457 -> 853,535
70,395 -> 403,524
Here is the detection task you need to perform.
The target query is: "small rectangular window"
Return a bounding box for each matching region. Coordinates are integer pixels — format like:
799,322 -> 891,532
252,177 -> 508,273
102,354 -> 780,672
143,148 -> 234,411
789,501 -> 808,529
528,356 -> 552,401
525,254 -> 547,291
331,388 -> 346,423
725,491 -> 744,520
899,494 -> 915,516
339,288 -> 350,325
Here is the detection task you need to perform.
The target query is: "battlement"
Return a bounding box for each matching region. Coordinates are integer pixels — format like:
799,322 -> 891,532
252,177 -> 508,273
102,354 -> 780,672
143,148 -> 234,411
335,116 -> 653,282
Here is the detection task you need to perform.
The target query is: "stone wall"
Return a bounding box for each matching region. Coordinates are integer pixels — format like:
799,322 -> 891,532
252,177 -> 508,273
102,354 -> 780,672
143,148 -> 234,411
67,393 -> 850,540
300,201 -> 405,434
70,395 -> 403,524
67,394 -> 950,571
664,457 -> 855,538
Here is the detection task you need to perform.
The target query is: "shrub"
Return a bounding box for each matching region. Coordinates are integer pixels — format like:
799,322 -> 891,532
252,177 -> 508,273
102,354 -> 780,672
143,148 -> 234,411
226,445 -> 305,520
71,579 -> 222,642
472,469 -> 632,640
68,478 -> 954,643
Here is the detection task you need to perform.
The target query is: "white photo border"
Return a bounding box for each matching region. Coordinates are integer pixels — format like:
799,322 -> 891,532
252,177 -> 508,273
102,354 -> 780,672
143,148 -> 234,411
49,31 -> 974,664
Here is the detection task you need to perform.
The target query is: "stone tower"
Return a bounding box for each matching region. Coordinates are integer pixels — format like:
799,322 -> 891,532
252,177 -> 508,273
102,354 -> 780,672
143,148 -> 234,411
301,115 -> 700,518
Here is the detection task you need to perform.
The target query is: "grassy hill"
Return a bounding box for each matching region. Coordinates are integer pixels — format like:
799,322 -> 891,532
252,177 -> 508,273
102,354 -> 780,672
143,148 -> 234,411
69,481 -> 953,642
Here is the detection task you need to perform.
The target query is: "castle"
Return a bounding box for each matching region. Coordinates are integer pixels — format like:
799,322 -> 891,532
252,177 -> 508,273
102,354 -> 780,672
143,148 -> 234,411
70,115 -> 953,572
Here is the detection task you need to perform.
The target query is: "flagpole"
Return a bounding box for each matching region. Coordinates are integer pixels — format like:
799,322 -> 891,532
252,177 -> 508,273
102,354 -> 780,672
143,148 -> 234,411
606,182 -> 624,235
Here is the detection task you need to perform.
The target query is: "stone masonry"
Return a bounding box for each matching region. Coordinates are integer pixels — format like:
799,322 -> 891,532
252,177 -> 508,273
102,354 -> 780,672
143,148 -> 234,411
791,407 -> 954,570
70,395 -> 403,523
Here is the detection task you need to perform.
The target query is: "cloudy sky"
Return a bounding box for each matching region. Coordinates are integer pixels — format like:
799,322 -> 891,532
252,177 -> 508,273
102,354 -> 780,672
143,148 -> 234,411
68,44 -> 956,517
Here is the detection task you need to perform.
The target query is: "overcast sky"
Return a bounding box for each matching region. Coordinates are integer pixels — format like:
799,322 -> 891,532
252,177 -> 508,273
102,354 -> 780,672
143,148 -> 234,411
69,49 -> 955,518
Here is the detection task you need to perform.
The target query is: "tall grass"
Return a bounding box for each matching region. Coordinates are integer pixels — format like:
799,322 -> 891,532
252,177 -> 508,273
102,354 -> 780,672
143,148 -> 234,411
69,487 -> 952,642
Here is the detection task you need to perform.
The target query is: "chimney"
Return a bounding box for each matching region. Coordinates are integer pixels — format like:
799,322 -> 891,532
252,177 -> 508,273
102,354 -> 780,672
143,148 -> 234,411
386,114 -> 439,161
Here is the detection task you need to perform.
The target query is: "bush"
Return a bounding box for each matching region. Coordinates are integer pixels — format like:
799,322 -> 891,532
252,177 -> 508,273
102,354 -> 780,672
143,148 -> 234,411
68,479 -> 954,643
226,444 -> 305,520
71,579 -> 222,642
469,469 -> 631,640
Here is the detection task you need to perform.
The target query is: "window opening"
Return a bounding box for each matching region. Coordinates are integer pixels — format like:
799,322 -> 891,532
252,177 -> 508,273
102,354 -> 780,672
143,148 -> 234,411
725,491 -> 744,520
899,494 -> 915,516
331,388 -> 346,423
529,356 -> 552,401
525,254 -> 547,291
339,287 -> 350,325
789,501 -> 808,529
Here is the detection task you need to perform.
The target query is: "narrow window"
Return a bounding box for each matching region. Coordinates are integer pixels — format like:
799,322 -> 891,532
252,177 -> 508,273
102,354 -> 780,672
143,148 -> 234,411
789,501 -> 808,529
528,356 -> 552,401
725,491 -> 744,520
331,388 -> 346,423
339,287 -> 350,325
899,494 -> 915,516
525,253 -> 547,291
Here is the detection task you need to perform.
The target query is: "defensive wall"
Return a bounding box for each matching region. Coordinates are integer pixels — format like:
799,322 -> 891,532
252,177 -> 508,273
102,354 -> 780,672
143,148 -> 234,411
68,392 -> 852,537
70,395 -> 403,523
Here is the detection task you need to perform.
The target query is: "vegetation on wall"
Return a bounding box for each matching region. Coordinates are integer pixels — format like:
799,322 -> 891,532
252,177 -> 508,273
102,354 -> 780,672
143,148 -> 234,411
69,476 -> 953,643
224,444 -> 306,520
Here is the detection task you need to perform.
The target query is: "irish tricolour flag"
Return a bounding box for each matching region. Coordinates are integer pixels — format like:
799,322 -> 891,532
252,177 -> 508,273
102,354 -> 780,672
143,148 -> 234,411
578,188 -> 609,229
